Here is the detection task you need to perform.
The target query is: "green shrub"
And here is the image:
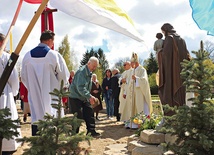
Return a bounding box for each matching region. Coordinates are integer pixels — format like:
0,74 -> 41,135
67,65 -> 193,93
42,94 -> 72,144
149,73 -> 158,95
161,41 -> 214,155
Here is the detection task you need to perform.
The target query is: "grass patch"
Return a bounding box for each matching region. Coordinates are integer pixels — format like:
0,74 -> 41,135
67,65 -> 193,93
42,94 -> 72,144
151,95 -> 160,101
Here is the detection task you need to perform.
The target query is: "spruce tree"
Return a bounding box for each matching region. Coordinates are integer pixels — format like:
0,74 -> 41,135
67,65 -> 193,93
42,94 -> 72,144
161,41 -> 214,154
80,48 -> 95,66
146,52 -> 158,75
19,81 -> 91,155
97,48 -> 109,78
80,48 -> 109,81
0,108 -> 20,155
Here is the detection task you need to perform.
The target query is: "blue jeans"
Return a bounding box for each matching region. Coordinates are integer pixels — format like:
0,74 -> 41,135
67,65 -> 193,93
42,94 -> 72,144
104,89 -> 114,117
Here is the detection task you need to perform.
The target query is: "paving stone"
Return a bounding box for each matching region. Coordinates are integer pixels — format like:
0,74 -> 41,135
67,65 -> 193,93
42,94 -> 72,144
127,134 -> 138,145
132,146 -> 163,155
128,140 -> 153,152
104,144 -> 130,155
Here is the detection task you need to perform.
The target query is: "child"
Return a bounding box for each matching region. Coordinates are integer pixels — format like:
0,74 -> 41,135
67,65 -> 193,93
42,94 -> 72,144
153,32 -> 164,60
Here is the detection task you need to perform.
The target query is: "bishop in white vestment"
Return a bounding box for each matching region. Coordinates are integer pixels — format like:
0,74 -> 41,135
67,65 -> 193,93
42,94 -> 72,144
126,53 -> 153,128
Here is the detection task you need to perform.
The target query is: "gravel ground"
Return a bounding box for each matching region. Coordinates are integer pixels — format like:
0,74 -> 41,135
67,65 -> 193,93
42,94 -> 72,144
14,103 -> 135,155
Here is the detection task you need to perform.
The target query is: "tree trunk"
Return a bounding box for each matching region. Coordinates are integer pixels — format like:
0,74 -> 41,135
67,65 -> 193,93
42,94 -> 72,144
0,138 -> 3,155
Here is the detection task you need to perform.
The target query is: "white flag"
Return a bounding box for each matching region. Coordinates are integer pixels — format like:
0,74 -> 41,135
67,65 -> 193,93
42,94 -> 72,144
49,0 -> 143,42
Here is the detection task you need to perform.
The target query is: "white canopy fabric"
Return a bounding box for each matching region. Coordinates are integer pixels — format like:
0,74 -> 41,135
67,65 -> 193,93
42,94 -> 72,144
49,0 -> 143,42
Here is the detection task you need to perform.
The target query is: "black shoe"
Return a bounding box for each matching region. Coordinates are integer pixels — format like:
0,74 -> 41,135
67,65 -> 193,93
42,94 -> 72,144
28,113 -> 31,116
87,130 -> 101,137
2,151 -> 16,155
117,114 -> 121,121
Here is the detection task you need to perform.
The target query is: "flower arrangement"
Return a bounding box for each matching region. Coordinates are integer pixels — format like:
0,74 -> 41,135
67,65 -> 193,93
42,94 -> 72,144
128,111 -> 163,136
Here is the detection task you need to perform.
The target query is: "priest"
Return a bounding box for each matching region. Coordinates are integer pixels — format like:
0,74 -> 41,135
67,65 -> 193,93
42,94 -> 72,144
21,30 -> 70,136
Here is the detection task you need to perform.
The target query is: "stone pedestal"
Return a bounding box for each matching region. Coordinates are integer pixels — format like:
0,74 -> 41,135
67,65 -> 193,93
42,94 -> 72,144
140,129 -> 165,144
104,130 -> 177,155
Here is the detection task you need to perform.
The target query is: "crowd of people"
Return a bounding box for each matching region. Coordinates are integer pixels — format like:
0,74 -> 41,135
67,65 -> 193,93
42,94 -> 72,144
0,22 -> 191,154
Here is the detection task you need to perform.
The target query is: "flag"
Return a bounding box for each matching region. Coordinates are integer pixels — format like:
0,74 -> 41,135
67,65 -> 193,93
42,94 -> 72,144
189,0 -> 214,36
24,0 -> 42,4
49,0 -> 143,42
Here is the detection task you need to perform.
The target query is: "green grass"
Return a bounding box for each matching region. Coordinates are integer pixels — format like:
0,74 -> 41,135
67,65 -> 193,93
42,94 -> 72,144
151,95 -> 162,115
151,95 -> 160,101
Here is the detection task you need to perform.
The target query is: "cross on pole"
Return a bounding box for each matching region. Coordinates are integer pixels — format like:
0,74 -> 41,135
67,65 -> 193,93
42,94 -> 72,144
41,6 -> 57,49
41,6 -> 57,31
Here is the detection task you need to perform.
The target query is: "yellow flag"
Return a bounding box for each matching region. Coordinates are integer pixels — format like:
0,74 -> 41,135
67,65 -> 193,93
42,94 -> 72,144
84,0 -> 134,25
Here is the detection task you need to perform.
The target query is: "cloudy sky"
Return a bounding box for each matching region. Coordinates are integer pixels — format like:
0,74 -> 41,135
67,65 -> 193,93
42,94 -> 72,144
1,0 -> 214,69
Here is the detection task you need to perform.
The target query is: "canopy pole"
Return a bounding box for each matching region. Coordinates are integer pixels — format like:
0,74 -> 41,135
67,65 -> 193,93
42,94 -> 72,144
0,0 -> 49,95
0,0 -> 23,56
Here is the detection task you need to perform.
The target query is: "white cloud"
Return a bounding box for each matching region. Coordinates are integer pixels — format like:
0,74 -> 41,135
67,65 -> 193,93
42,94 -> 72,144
1,0 -> 213,69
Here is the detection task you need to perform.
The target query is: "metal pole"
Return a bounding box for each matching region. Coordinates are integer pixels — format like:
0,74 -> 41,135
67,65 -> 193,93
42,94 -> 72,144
0,0 -> 49,95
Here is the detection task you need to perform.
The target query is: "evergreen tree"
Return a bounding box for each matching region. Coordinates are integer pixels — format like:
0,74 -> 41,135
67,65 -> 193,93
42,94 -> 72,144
58,35 -> 73,71
80,48 -> 109,81
0,108 -> 20,155
80,48 -> 95,66
161,41 -> 214,154
97,48 -> 109,79
143,52 -> 158,94
18,81 -> 91,155
146,52 -> 158,75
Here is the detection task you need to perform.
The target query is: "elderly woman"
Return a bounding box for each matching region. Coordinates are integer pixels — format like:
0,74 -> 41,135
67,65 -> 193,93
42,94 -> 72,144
90,74 -> 103,120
